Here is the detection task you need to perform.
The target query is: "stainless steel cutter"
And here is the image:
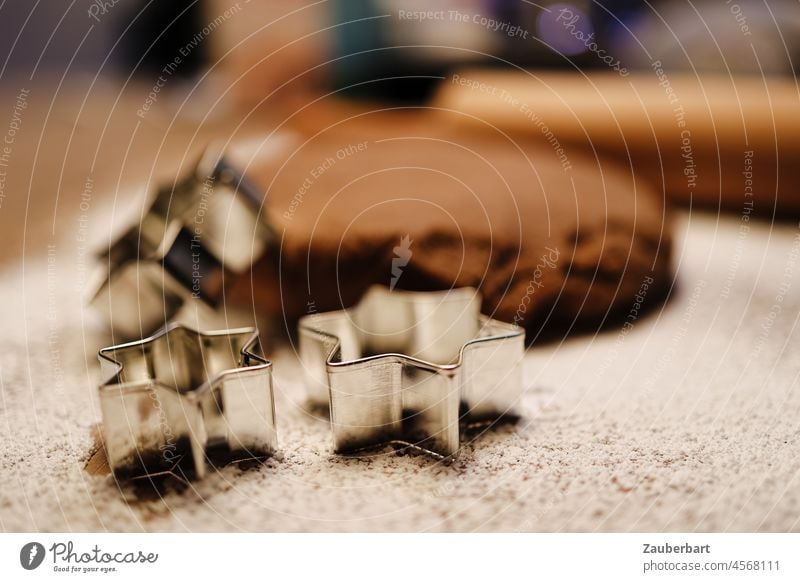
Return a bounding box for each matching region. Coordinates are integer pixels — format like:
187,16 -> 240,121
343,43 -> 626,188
98,323 -> 277,479
90,145 -> 271,340
299,286 -> 524,458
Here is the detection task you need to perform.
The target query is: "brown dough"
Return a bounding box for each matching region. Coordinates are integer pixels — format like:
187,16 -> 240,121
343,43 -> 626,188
233,130 -> 672,341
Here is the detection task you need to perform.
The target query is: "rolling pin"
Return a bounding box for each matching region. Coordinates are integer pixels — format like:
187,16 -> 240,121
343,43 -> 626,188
434,69 -> 800,217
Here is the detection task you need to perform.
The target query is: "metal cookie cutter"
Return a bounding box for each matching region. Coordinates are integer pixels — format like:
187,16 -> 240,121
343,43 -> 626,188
98,323 -> 277,479
90,145 -> 272,340
299,286 -> 524,458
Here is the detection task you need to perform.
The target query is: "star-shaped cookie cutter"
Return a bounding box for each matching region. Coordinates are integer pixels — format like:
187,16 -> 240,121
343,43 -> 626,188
98,324 -> 277,479
299,286 -> 524,458
90,145 -> 272,340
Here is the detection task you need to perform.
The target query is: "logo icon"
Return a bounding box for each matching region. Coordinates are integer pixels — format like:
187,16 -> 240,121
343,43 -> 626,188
390,235 -> 413,290
20,542 -> 45,570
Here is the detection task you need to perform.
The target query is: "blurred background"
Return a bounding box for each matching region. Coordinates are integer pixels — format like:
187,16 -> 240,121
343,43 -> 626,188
1,0 -> 799,298
3,0 -> 800,96
2,0 -> 800,333
3,0 -> 798,228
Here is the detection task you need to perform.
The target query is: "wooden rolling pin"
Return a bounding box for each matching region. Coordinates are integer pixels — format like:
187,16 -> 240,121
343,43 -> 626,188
434,69 -> 800,217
